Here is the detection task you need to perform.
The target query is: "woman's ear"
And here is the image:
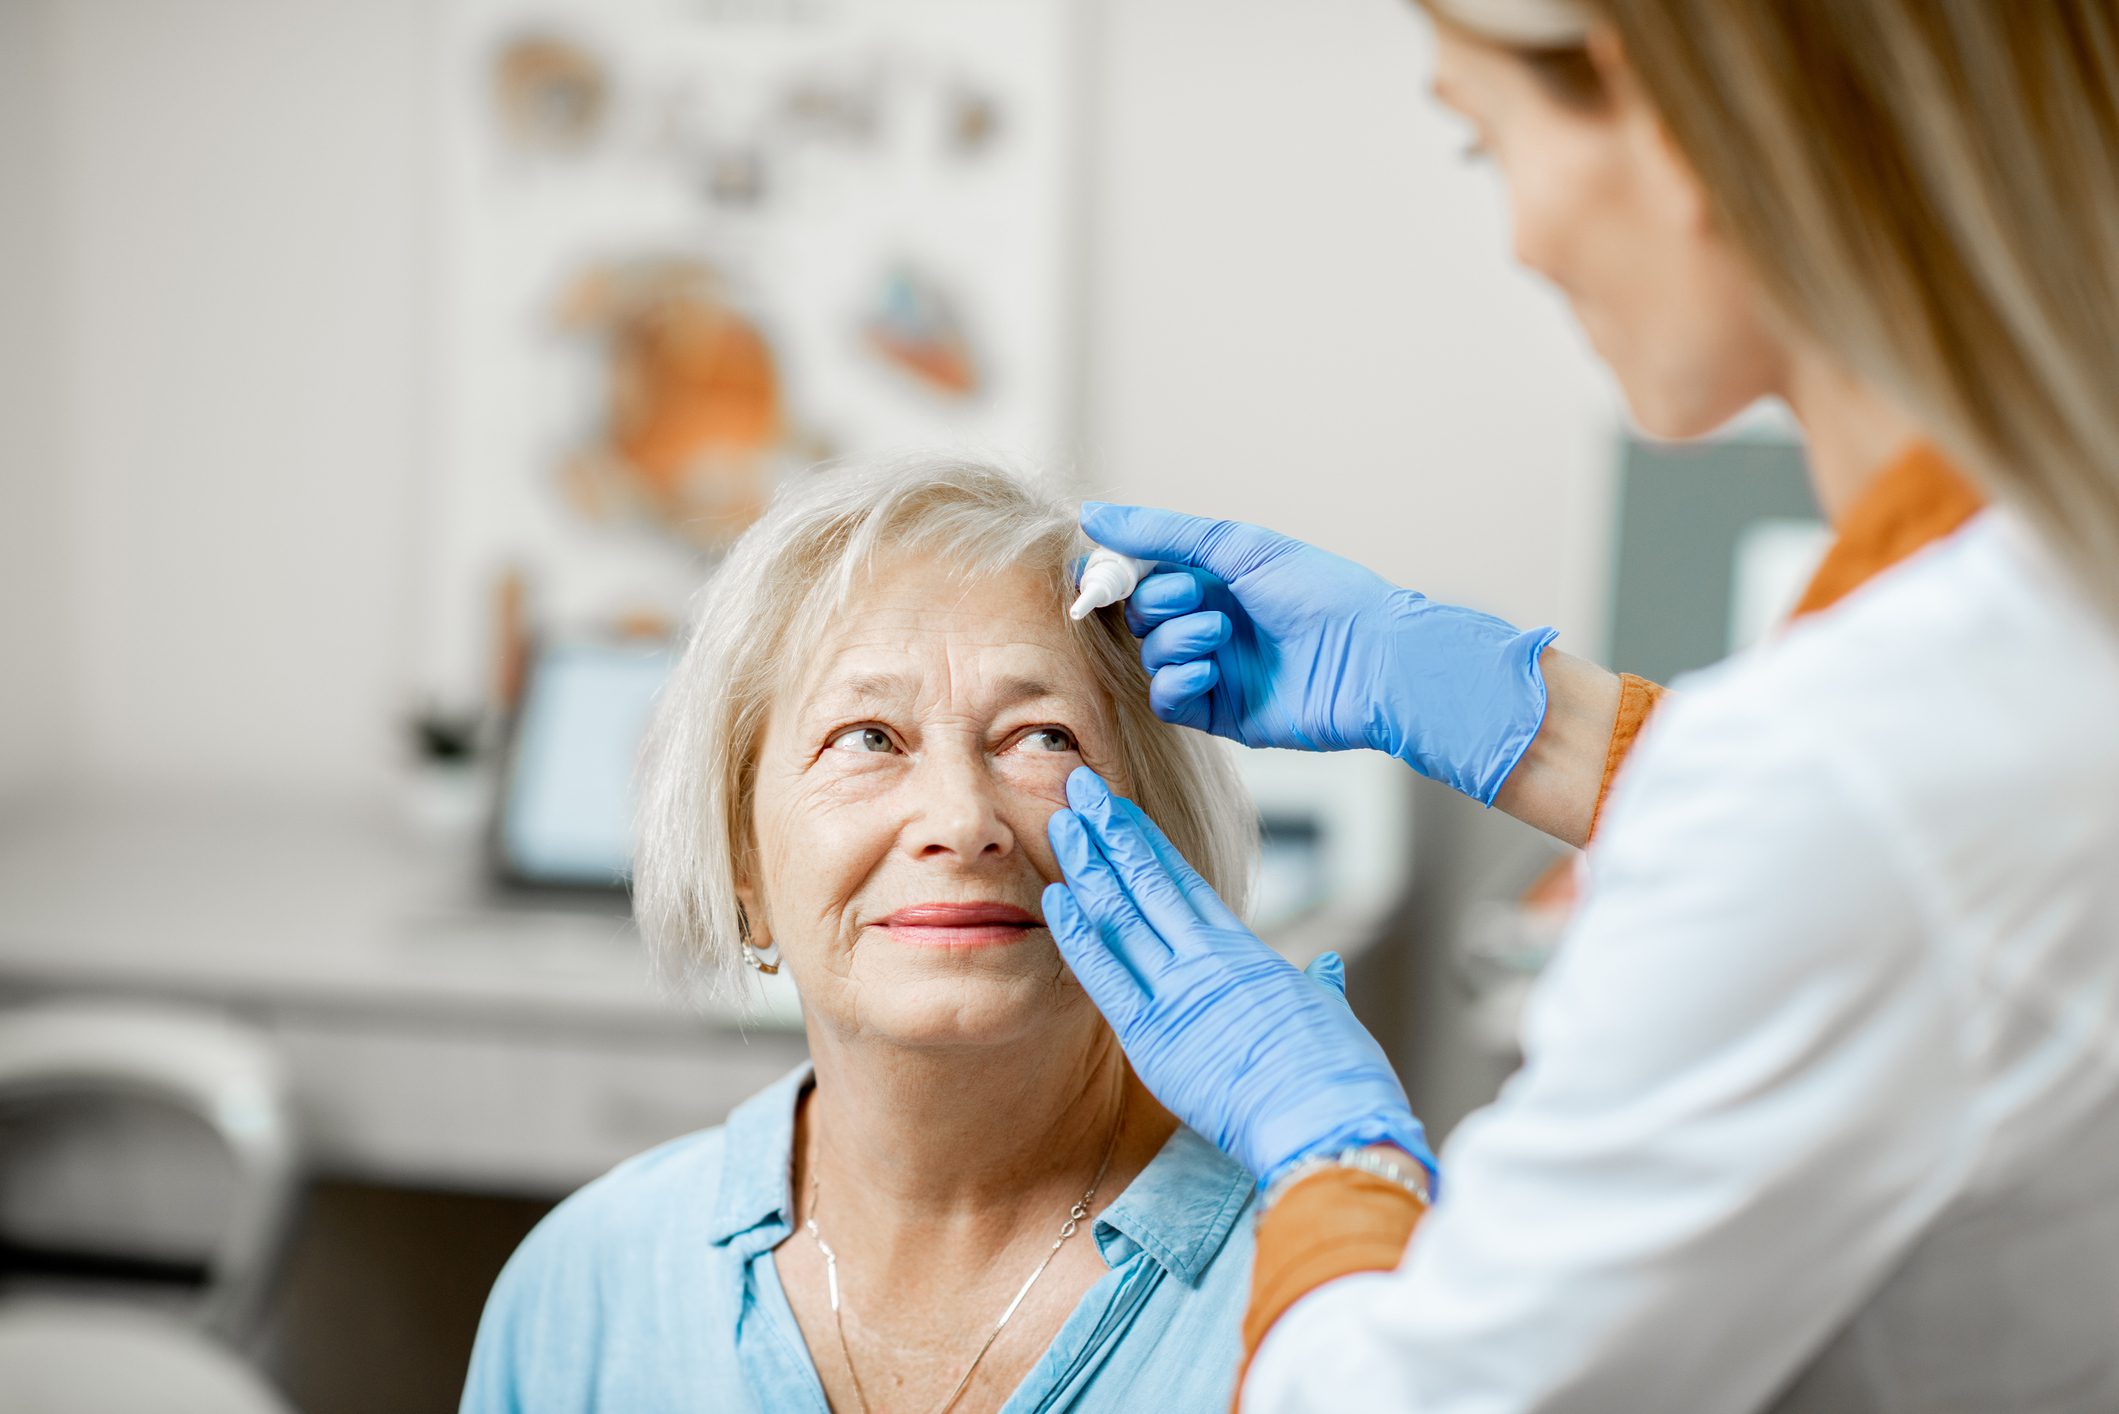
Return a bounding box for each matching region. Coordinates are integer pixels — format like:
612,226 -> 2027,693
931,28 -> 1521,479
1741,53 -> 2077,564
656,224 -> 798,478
733,876 -> 770,950
1592,24 -> 1716,240
1584,23 -> 1633,103
732,831 -> 772,948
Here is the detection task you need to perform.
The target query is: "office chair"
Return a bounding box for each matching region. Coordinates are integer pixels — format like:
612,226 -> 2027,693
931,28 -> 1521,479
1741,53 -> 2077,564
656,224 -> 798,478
0,1001 -> 301,1413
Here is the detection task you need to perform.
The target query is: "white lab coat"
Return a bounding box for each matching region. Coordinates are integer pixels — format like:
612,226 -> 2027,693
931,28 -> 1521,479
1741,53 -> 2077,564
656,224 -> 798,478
1246,510 -> 2119,1413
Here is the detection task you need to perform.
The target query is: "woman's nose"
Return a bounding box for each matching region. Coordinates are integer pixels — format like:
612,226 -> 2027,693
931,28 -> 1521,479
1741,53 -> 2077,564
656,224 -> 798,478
901,743 -> 1014,862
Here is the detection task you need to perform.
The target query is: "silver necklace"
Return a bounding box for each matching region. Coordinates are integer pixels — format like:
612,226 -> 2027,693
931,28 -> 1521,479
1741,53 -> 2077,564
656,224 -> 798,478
803,1085 -> 1126,1414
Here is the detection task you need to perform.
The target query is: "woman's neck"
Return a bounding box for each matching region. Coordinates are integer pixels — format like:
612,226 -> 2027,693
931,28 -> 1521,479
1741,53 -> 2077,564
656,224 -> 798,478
794,1018 -> 1175,1263
1779,349 -> 1926,524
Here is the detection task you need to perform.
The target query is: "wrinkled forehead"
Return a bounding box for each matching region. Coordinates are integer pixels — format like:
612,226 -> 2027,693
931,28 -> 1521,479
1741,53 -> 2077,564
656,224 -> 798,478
779,552 -> 1109,715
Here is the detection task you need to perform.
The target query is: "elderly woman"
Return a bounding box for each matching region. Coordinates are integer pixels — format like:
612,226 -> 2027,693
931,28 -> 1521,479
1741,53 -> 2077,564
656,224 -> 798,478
462,457 -> 1267,1412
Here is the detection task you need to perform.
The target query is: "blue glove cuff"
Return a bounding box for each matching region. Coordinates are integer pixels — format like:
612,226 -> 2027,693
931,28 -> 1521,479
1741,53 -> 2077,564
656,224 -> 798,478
1465,622 -> 1561,807
1384,617 -> 1560,807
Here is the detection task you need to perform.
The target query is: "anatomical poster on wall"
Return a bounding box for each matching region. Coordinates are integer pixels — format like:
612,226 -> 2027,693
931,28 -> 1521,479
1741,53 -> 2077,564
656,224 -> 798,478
418,0 -> 1083,713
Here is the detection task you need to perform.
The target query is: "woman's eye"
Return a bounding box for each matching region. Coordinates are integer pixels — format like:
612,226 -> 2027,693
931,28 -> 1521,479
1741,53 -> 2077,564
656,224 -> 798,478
826,725 -> 897,755
1016,726 -> 1079,755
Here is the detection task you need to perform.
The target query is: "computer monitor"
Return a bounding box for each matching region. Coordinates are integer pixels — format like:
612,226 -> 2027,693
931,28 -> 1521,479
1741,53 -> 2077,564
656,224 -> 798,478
491,637 -> 676,894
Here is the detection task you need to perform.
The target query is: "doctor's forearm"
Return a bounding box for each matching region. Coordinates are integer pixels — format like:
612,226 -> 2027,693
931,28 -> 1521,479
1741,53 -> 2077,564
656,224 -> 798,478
1491,649 -> 1633,848
1237,1158 -> 1427,1408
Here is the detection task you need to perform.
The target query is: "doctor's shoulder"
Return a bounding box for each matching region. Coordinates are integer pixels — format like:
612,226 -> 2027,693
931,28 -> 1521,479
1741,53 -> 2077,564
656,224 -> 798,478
1627,513 -> 2119,821
459,1123 -> 732,1414
1761,511 -> 2119,834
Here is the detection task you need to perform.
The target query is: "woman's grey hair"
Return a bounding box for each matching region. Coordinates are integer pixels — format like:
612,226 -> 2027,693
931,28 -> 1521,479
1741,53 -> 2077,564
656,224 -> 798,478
634,453 -> 1258,1005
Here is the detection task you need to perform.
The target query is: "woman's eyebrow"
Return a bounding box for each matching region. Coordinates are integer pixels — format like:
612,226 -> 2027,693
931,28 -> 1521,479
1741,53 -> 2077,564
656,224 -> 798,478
804,670 -> 1087,715
991,675 -> 1073,709
806,670 -> 915,710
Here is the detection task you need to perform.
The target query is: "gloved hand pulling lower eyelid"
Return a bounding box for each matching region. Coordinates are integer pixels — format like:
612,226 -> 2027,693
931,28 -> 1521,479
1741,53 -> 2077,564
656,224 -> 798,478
1082,502 -> 1560,806
1041,767 -> 1436,1191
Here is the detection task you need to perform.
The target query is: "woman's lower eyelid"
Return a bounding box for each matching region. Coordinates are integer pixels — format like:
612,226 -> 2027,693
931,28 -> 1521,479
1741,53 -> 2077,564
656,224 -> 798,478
998,723 -> 1083,753
821,722 -> 900,755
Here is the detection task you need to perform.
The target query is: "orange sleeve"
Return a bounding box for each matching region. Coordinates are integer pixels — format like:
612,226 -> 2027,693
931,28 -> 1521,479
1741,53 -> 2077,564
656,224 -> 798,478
1235,1168 -> 1427,1406
1587,673 -> 1666,840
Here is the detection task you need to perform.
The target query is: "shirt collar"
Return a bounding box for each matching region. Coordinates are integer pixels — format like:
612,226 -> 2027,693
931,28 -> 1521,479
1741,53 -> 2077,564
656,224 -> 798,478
704,1062 -> 1253,1286
1092,1124 -> 1254,1287
1791,441 -> 1986,620
705,1061 -> 811,1249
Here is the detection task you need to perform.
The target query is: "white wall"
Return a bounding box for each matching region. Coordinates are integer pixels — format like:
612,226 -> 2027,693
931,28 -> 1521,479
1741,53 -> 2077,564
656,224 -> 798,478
1081,0 -> 1618,636
0,0 -> 73,798
40,0 -> 430,797
3,0 -> 1619,800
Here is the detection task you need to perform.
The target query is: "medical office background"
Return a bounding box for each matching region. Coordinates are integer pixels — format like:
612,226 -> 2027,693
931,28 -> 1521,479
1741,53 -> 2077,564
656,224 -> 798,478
0,1 -> 1817,1410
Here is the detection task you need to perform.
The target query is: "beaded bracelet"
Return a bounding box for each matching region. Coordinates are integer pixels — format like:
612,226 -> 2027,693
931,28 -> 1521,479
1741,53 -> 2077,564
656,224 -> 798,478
1261,1146 -> 1433,1215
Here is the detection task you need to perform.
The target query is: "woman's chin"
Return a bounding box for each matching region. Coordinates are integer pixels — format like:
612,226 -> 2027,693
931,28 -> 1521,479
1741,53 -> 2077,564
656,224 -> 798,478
838,963 -> 1091,1051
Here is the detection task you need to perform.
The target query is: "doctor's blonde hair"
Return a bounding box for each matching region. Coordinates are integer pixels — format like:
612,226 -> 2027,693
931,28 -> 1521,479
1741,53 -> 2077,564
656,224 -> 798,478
633,454 -> 1257,1006
1431,0 -> 2119,616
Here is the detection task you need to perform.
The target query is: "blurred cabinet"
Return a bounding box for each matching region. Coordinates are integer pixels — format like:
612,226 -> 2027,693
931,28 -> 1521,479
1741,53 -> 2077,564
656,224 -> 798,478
0,791 -> 807,1200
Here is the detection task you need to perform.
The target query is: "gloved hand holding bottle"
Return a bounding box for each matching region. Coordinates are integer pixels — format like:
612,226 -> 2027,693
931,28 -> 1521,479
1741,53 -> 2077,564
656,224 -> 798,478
1042,767 -> 1435,1191
1080,501 -> 1558,806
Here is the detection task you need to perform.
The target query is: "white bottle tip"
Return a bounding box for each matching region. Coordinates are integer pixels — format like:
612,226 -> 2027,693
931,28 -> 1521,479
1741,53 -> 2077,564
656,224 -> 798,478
1068,550 -> 1147,623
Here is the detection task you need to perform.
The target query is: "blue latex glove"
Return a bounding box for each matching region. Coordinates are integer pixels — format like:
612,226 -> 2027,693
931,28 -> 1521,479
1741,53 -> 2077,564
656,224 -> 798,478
1082,501 -> 1560,806
1043,767 -> 1436,1190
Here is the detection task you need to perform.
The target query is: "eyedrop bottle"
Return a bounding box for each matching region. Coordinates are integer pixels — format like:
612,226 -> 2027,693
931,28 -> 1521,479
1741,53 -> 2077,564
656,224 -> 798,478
1069,547 -> 1153,620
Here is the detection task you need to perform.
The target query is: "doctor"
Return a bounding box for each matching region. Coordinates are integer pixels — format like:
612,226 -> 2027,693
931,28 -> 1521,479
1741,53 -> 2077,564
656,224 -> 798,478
1043,1 -> 2119,1410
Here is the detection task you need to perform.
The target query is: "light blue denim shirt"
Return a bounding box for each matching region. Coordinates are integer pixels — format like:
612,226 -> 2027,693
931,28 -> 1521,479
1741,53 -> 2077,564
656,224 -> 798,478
462,1064 -> 1256,1413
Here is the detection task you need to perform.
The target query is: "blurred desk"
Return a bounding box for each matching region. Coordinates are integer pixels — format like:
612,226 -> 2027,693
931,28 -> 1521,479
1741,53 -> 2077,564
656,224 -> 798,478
0,790 -> 808,1197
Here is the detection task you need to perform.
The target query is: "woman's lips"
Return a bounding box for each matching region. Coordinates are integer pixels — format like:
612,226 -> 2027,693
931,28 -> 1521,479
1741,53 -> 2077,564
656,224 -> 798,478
876,901 -> 1041,948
